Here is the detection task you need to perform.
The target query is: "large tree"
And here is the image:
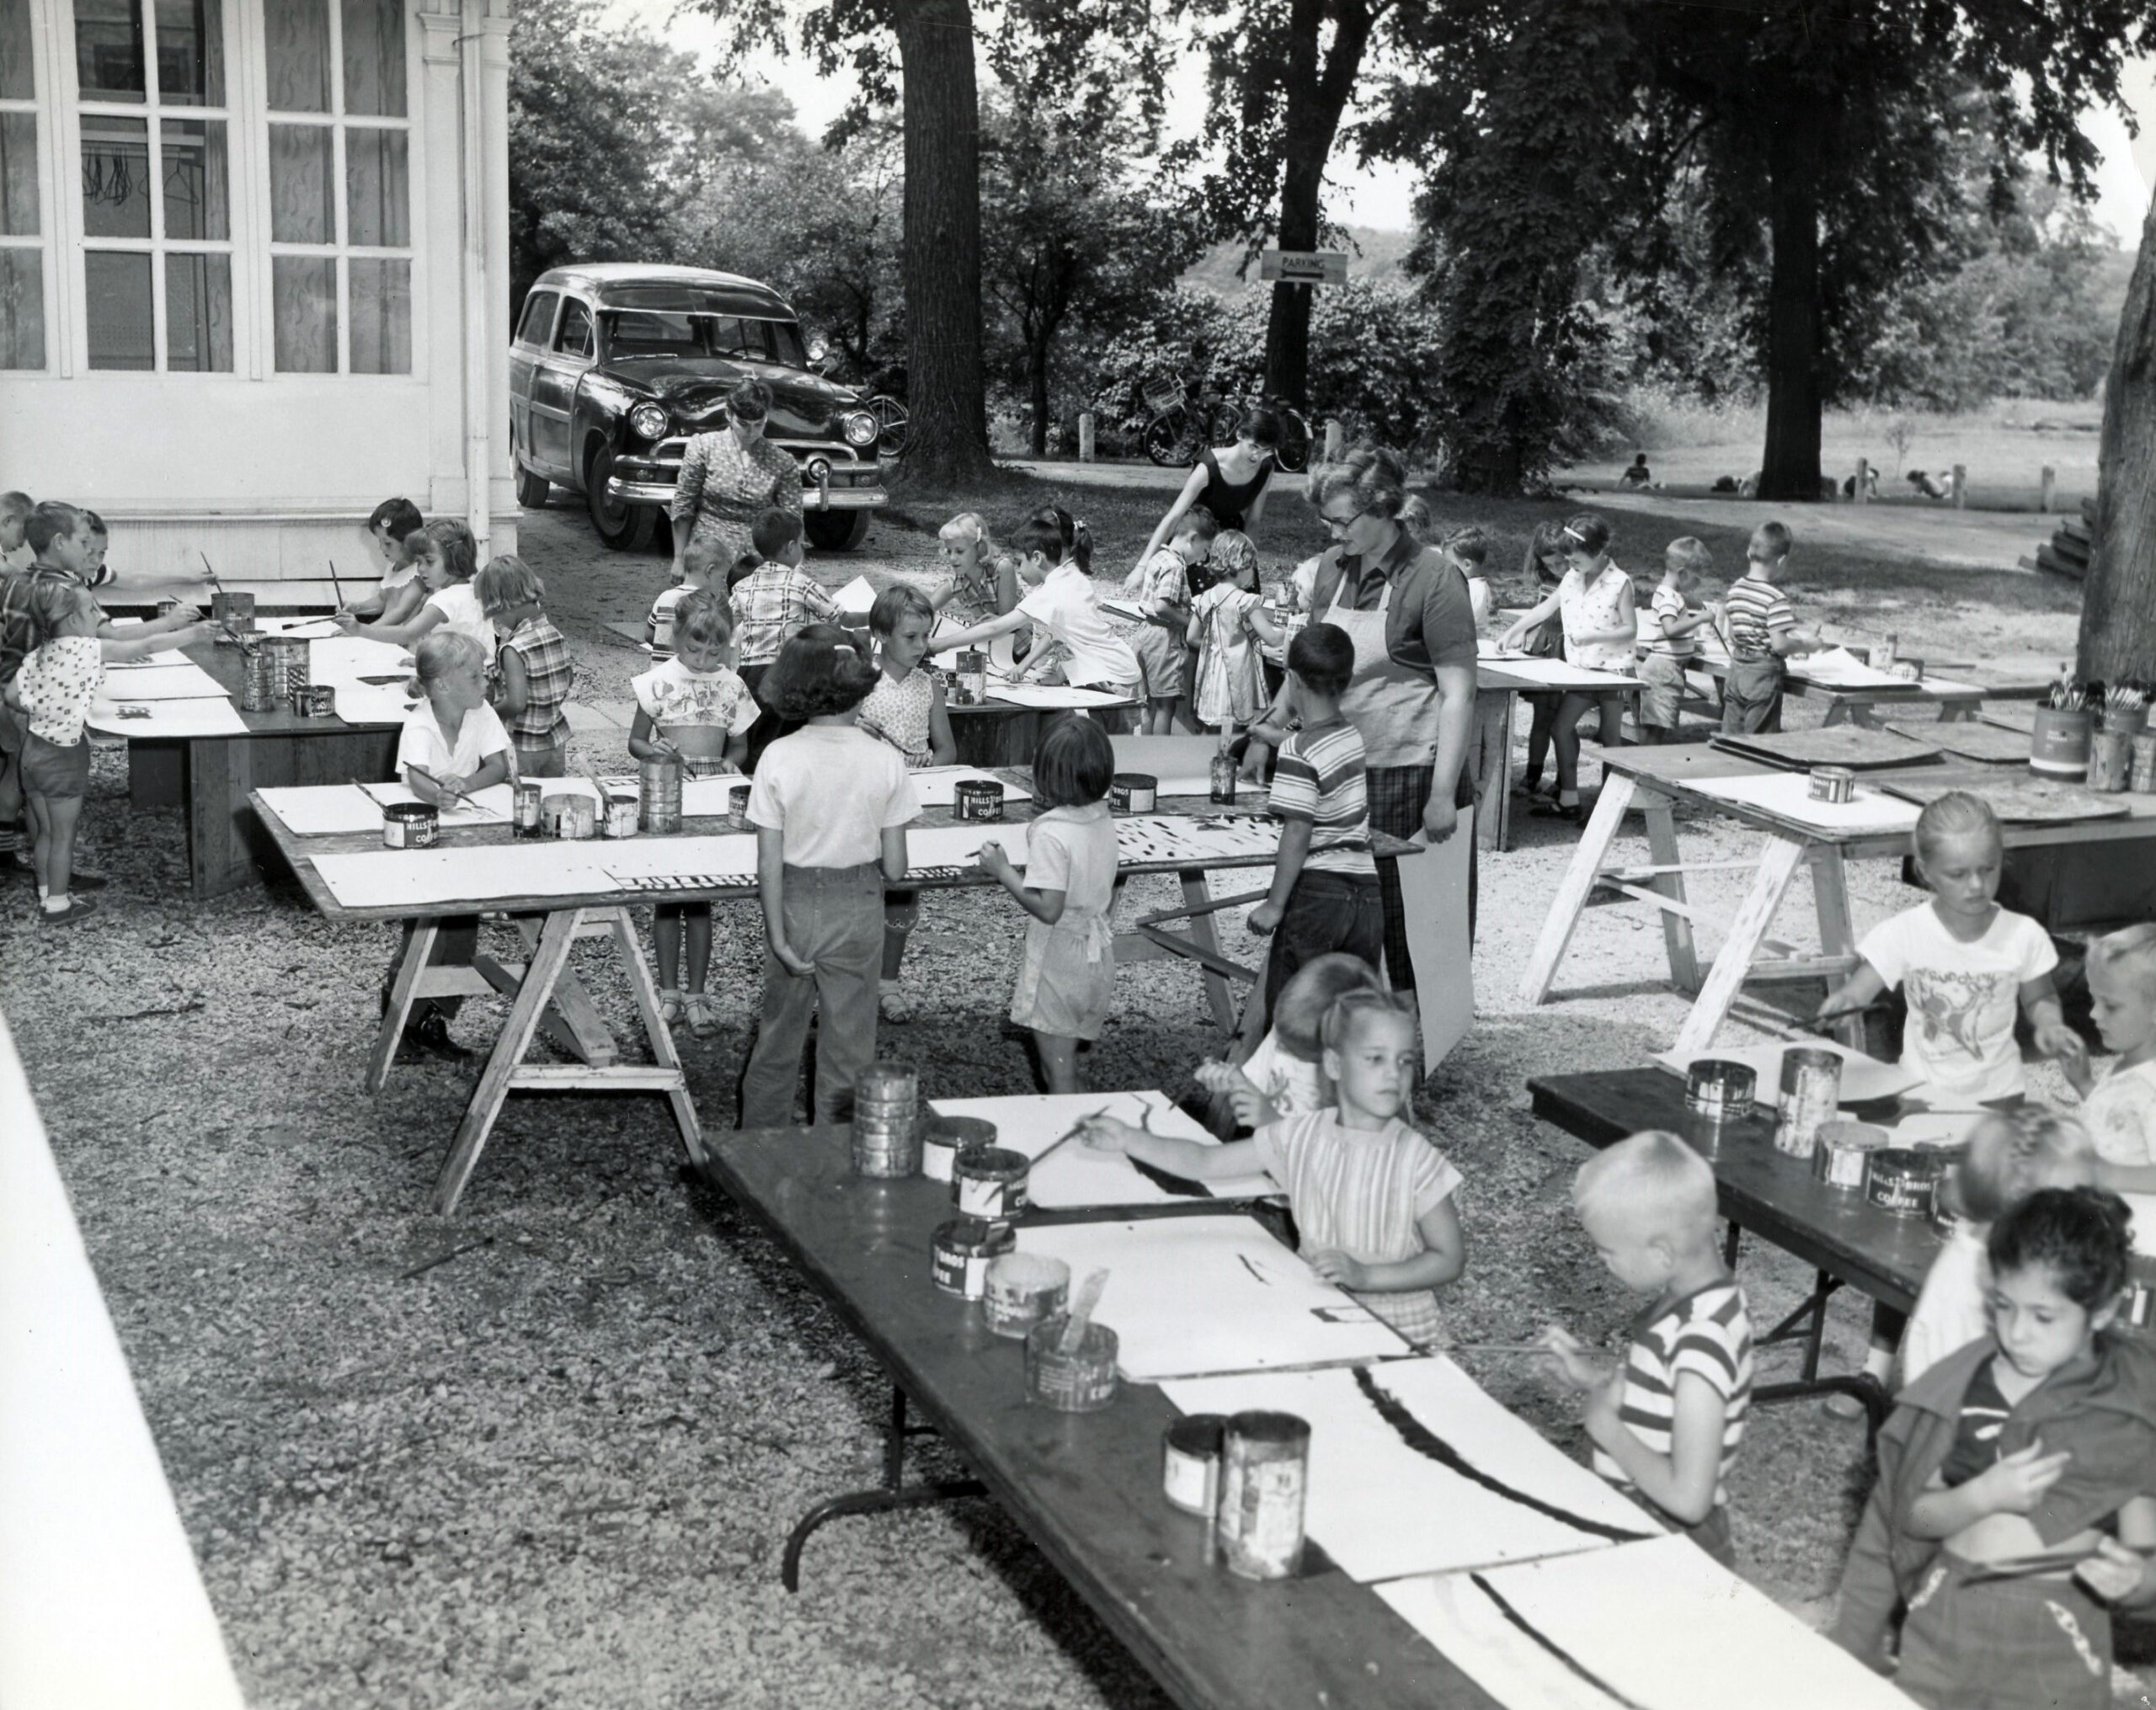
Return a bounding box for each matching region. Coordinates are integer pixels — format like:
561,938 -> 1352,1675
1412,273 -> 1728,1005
2079,184 -> 2156,683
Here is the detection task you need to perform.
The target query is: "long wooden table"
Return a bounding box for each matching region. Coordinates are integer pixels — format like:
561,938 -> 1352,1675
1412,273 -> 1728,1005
1521,741 -> 2156,1055
1527,1067 -> 1945,1425
698,1121 -> 1493,1710
252,791 -> 1358,1214
125,640 -> 402,898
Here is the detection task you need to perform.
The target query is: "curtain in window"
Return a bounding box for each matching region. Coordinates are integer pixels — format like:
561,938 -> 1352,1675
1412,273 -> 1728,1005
272,253 -> 334,370
349,256 -> 406,373
0,247 -> 40,368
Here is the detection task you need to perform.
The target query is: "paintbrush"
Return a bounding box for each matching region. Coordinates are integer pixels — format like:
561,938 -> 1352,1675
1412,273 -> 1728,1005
1058,1268 -> 1109,1355
1960,1547 -> 2102,1586
1447,1343 -> 1553,1357
199,549 -> 221,589
327,558 -> 345,610
1034,1105 -> 1113,1167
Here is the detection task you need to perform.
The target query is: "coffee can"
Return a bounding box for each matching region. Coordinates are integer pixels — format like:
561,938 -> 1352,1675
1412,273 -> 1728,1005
1808,766 -> 1855,805
1684,1059 -> 1757,1121
512,778 -> 544,838
953,1146 -> 1030,1217
953,779 -> 1004,823
930,1217 -> 1015,1299
1109,773 -> 1157,813
1217,1411 -> 1310,1580
1774,1048 -> 1842,1159
1163,1414 -> 1229,1516
1812,1120 -> 1887,1191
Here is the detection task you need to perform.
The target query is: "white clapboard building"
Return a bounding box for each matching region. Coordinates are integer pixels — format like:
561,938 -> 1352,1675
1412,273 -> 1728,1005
0,0 -> 515,595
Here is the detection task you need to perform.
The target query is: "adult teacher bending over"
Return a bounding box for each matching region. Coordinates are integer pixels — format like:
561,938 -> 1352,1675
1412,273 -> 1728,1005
1246,446 -> 1478,993
669,377 -> 801,581
1132,407 -> 1280,575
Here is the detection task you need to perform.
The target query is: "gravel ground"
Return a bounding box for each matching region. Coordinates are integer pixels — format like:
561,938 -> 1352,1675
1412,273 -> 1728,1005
5,478 -> 2145,1708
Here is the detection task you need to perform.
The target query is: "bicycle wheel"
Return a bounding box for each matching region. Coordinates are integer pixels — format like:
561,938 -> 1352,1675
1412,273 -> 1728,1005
867,395 -> 910,458
1207,402 -> 1245,447
1144,408 -> 1199,468
1274,408 -> 1312,474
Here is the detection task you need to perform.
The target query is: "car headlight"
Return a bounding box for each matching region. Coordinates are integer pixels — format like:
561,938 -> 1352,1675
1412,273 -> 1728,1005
629,403 -> 670,443
841,411 -> 878,448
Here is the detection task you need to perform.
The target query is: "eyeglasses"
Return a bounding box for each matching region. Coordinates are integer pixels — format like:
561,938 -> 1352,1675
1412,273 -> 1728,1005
1321,512 -> 1362,535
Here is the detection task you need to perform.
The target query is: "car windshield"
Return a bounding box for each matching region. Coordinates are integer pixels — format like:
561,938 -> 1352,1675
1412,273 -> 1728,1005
600,311 -> 808,368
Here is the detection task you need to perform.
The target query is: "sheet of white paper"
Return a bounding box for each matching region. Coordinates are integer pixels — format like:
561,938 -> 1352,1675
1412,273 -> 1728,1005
88,662 -> 228,700
1011,1216 -> 1407,1380
1476,647 -> 1643,692
1377,1536 -> 1919,1710
323,683 -> 421,727
1653,1042 -> 1922,1109
1110,735 -> 1225,798
1162,1359 -> 1657,1581
358,780 -> 515,824
903,766 -> 1033,807
103,650 -> 192,670
926,1090 -> 1278,1206
1688,771 -> 1924,834
1110,814 -> 1278,866
833,574 -> 878,615
301,637 -> 416,680
1790,646 -> 1905,690
596,834 -> 760,888
986,683 -> 1133,710
253,785 -> 388,837
1396,818 -> 1475,1070
86,696 -> 249,738
311,843 -> 617,908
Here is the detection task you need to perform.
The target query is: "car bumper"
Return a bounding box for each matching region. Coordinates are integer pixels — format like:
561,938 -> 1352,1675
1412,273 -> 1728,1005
606,477 -> 889,511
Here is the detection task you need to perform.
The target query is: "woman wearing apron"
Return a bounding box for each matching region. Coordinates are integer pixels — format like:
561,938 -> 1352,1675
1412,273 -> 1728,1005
1248,446 -> 1480,995
667,378 -> 802,582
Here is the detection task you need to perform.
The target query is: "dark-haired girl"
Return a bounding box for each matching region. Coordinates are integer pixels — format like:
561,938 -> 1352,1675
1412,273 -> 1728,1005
1497,512 -> 1632,821
739,631 -> 919,1127
977,714 -> 1118,1093
1833,1187 -> 2156,1707
1134,406 -> 1278,576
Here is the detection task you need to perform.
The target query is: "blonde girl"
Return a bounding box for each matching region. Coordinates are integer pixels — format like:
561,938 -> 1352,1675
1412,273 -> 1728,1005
1187,529 -> 1283,728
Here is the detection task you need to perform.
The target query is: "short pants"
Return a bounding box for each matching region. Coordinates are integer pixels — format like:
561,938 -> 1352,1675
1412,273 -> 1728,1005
1721,656 -> 1785,734
20,730 -> 90,797
1636,651 -> 1692,730
1894,1554 -> 2111,1710
1133,623 -> 1187,701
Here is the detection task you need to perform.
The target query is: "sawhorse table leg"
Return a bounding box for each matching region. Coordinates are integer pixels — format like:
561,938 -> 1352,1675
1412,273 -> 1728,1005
1117,871 -> 1264,1038
1722,1228 -> 1886,1433
781,1384 -> 986,1592
1518,775 -> 1636,1006
1671,834 -> 1806,1057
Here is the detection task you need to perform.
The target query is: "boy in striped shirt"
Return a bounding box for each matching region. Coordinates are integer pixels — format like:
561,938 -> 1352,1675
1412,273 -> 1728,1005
1718,521 -> 1824,734
1246,622 -> 1385,1017
1542,1130 -> 1754,1566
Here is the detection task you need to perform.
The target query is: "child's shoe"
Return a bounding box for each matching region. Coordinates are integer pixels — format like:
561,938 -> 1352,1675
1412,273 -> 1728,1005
659,988 -> 686,1027
686,993 -> 718,1038
40,895 -> 97,925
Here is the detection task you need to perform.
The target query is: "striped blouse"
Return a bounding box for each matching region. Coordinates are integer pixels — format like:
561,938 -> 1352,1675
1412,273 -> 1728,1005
1593,1279 -> 1754,1508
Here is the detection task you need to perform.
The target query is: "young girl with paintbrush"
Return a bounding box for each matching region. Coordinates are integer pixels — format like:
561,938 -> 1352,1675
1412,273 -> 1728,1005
1081,988 -> 1465,1345
978,714 -> 1118,1095
1833,1187 -> 2156,1707
739,631 -> 918,1127
337,519 -> 491,653
629,588 -> 757,1037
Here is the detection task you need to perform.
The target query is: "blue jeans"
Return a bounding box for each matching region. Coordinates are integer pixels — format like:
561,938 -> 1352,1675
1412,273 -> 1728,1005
1264,869 -> 1387,1016
739,863 -> 884,1127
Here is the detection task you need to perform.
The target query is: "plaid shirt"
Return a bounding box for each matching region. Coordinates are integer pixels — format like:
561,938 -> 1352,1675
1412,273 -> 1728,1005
729,565 -> 841,668
497,614 -> 574,750
0,564 -> 106,684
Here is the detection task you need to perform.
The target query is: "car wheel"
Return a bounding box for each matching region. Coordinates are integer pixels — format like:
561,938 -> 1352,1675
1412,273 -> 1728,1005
515,461 -> 551,510
803,509 -> 870,551
586,447 -> 656,551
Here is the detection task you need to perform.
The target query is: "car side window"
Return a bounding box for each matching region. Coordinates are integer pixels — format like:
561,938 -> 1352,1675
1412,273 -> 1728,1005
555,300 -> 595,360
515,290 -> 558,347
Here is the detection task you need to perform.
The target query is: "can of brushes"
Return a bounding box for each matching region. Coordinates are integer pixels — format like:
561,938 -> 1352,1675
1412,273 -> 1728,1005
239,646 -> 279,711
953,779 -> 1004,822
923,1115 -> 995,1184
930,1217 -> 1014,1299
1217,1411 -> 1311,1580
1162,1414 -> 1229,1516
1774,1048 -> 1842,1159
512,778 -> 544,839
1684,1059 -> 1756,1121
263,633 -> 310,704
982,1252 -> 1070,1339
953,1146 -> 1030,1217
382,801 -> 438,850
1023,1317 -> 1118,1412
727,783 -> 752,830
296,683 -> 337,718
601,790 -> 640,839
851,1062 -> 921,1179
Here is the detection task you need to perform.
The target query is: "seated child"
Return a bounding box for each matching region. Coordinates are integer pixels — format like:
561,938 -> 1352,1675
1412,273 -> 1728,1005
1127,506 -> 1214,732
1636,537 -> 1719,744
977,714 -> 1118,1095
933,511 -> 1018,620
927,518 -> 1140,696
1245,621 -> 1384,1016
1832,1188 -> 2156,1705
342,498 -> 426,624
2064,923 -> 2156,1192
1540,1130 -> 1753,1566
1187,529 -> 1281,730
1902,1106 -> 2095,1387
338,519 -> 489,652
1081,988 -> 1465,1346
389,631 -> 516,1061
477,555 -> 572,778
647,534 -> 725,659
739,631 -> 918,1127
1195,952 -> 1383,1129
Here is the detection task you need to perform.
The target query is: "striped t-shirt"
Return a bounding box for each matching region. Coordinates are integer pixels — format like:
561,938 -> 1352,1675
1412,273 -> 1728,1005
1269,718 -> 1377,876
1722,575 -> 1794,662
1593,1279 -> 1753,1509
1645,583 -> 1698,658
1254,1111 -> 1463,1347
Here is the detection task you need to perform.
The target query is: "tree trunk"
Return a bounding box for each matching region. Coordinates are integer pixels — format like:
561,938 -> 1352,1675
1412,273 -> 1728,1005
893,0 -> 994,483
1758,111 -> 1824,503
1028,337 -> 1050,457
2079,184 -> 2156,682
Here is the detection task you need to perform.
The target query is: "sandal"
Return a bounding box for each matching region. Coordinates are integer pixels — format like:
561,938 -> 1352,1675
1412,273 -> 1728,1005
1531,800 -> 1582,822
686,993 -> 718,1038
658,990 -> 685,1026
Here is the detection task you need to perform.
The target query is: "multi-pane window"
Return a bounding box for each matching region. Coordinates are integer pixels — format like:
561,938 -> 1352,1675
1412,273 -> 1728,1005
264,0 -> 408,373
0,0 -> 44,367
72,0 -> 234,370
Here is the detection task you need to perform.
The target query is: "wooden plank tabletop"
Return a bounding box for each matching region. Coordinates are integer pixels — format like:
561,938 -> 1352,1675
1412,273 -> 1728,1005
699,1124 -> 1493,1710
1526,1068 -> 1943,1311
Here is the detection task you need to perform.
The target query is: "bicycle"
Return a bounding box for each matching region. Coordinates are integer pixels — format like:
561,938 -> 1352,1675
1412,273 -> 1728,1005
1138,376 -> 1313,476
865,394 -> 910,459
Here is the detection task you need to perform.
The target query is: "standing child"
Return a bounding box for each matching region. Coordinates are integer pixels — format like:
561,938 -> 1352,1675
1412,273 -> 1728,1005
630,589 -> 755,1036
1832,1188 -> 2156,1706
339,498 -> 425,624
1497,513 -> 1635,821
1513,522 -> 1571,800
1195,952 -> 1382,1130
1440,525 -> 1494,626
927,518 -> 1141,697
1187,529 -> 1283,730
1636,537 -> 1720,744
338,519 -> 488,651
1902,1107 -> 2095,1387
1540,1130 -> 1753,1566
977,714 -> 1118,1095
1245,622 -> 1385,1013
1129,508 -> 1215,732
1718,521 -> 1825,734
739,631 -> 918,1126
477,555 -> 572,778
1080,988 -> 1465,1345
2063,923 -> 2156,1193
647,534 -> 724,659
729,508 -> 837,769
857,583 -> 956,1016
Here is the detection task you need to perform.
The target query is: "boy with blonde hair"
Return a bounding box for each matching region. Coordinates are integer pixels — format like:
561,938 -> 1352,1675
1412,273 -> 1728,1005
1542,1131 -> 1753,1565
1637,536 -> 1718,743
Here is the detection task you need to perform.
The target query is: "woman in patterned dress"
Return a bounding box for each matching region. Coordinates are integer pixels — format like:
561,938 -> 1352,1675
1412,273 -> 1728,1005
667,378 -> 801,582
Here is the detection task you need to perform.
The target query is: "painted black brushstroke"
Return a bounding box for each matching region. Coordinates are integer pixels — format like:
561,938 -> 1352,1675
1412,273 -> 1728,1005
1469,1572 -> 1654,1710
1129,1156 -> 1209,1197
1351,1367 -> 1655,1543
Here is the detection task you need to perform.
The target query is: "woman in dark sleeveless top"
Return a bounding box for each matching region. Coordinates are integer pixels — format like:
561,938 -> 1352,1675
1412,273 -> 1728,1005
1133,407 -> 1279,584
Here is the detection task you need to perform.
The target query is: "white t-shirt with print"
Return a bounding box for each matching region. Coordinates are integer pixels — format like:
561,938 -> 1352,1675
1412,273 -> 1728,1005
631,658 -> 757,735
1858,903 -> 2057,1102
1016,563 -> 1140,688
398,700 -> 515,783
2080,1058 -> 2156,1169
1240,1031 -> 1326,1121
424,582 -> 495,653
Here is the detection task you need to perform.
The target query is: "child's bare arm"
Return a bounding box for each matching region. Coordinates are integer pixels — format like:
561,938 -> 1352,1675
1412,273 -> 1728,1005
1582,1370 -> 1726,1526
1193,1061 -> 1273,1128
1818,962 -> 1888,1023
1308,1200 -> 1465,1294
2020,973 -> 2086,1079
1246,604 -> 1285,646
1498,590 -> 1561,648
724,731 -> 749,771
880,824 -> 908,886
1079,1115 -> 1261,1180
1772,624 -> 1826,657
1246,818 -> 1311,938
625,708 -> 669,762
99,622 -> 211,663
926,678 -> 957,766
1908,1441 -> 2071,1538
495,647 -> 530,718
977,839 -> 1065,924
467,752 -> 513,793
